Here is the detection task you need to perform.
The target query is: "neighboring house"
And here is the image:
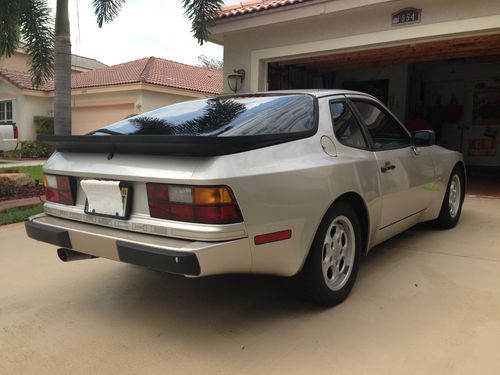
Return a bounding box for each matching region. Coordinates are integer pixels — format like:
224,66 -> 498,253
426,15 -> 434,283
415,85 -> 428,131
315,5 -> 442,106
71,55 -> 108,73
67,57 -> 222,135
0,47 -> 107,74
0,71 -> 52,140
0,48 -> 107,139
211,0 -> 500,170
0,57 -> 222,139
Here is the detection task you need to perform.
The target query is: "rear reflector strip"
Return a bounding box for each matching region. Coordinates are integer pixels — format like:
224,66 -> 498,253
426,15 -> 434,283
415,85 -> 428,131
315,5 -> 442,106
254,230 -> 292,245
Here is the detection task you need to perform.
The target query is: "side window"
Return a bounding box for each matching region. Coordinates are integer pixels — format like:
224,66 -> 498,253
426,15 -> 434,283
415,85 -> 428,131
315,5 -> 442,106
352,101 -> 410,151
330,101 -> 368,149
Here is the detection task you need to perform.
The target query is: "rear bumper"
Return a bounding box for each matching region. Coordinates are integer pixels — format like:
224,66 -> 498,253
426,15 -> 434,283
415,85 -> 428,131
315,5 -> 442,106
25,214 -> 252,277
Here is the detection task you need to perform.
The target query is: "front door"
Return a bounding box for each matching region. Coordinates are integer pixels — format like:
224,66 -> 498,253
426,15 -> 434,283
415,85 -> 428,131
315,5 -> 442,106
348,97 -> 435,229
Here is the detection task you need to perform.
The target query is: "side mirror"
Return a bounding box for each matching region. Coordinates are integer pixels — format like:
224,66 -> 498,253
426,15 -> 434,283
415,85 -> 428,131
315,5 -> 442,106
412,130 -> 436,147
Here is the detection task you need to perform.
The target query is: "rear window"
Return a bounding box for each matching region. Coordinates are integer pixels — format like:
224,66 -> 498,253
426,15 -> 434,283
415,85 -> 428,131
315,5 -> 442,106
92,95 -> 316,136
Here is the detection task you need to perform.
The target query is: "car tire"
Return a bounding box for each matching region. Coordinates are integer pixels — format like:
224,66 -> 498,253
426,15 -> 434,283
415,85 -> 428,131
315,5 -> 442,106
434,166 -> 465,229
297,201 -> 362,307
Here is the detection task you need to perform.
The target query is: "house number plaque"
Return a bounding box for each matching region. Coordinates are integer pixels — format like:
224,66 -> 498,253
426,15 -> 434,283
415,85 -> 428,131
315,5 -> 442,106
392,8 -> 422,26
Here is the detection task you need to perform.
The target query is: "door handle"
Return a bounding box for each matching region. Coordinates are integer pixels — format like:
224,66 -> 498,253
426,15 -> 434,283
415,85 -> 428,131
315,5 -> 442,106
381,162 -> 396,173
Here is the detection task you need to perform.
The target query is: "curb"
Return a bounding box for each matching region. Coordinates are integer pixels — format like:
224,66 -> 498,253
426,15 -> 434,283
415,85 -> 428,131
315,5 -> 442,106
0,196 -> 45,213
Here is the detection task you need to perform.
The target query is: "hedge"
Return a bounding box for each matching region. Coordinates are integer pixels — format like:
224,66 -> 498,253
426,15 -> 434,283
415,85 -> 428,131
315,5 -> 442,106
34,116 -> 54,136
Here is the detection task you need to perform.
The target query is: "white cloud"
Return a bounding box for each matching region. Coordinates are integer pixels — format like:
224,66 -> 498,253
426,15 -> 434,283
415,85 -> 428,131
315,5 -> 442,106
47,0 -> 239,67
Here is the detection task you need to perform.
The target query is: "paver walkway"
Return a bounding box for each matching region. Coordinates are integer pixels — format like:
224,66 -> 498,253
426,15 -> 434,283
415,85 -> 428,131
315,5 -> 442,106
0,159 -> 46,168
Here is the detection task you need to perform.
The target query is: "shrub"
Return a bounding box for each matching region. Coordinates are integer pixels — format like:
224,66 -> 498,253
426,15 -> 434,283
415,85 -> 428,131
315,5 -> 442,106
1,150 -> 21,159
18,141 -> 54,158
34,116 -> 54,136
0,182 -> 15,198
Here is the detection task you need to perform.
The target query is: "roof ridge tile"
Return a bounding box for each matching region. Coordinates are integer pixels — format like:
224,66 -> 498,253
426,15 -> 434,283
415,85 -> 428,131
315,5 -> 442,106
140,56 -> 156,83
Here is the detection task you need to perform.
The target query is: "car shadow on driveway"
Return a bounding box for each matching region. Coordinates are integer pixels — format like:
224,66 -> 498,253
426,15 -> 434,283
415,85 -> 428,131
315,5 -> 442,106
66,226 -> 426,348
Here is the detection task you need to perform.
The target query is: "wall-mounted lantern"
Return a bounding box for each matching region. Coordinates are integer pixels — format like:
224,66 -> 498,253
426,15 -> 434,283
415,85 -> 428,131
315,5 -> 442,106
227,69 -> 246,93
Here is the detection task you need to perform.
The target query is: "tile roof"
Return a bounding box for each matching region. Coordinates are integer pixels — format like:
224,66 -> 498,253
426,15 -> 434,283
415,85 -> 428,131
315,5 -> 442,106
0,57 -> 223,95
0,69 -> 54,91
220,0 -> 313,18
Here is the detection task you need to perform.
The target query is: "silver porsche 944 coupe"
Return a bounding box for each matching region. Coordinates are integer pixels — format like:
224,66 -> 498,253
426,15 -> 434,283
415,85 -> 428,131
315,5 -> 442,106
26,90 -> 465,306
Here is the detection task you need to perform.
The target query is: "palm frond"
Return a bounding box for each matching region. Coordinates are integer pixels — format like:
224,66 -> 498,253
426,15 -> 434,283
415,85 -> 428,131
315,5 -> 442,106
0,0 -> 22,57
19,0 -> 54,88
92,0 -> 126,28
182,0 -> 223,45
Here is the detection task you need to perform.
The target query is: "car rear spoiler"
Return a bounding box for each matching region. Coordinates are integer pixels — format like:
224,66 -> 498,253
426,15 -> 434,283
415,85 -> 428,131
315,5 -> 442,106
38,133 -> 313,156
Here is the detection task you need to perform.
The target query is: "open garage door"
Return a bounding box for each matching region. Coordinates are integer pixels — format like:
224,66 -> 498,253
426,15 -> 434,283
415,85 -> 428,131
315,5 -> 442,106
268,33 -> 500,196
72,103 -> 135,135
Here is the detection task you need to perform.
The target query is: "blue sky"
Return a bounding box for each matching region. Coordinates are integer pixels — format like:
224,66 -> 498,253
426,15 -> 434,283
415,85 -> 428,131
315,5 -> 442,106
47,0 -> 242,67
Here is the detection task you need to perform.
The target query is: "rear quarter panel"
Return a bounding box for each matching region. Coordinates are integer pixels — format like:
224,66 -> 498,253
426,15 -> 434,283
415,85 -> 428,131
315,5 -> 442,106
192,101 -> 381,276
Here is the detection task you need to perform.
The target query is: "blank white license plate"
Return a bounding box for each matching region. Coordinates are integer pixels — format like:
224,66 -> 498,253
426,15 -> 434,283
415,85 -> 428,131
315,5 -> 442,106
81,179 -> 132,219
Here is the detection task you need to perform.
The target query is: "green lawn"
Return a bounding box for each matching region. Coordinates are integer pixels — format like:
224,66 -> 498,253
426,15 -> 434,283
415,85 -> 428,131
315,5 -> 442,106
0,165 -> 44,182
0,204 -> 43,225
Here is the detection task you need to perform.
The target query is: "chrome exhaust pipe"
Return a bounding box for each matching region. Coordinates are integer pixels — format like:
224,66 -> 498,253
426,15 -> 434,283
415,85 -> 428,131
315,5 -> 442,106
57,248 -> 97,262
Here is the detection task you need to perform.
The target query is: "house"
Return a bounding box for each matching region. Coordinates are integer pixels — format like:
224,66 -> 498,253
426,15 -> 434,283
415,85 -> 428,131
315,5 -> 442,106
0,56 -> 222,139
210,0 -> 500,172
0,47 -> 107,74
0,49 -> 107,139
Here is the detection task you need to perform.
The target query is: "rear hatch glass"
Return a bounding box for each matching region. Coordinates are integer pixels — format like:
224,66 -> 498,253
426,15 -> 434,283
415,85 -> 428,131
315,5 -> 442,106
92,94 -> 316,137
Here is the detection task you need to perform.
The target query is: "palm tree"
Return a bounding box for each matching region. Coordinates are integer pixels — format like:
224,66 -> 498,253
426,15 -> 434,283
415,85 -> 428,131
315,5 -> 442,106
54,0 -> 127,135
0,0 -> 54,87
0,0 -> 223,135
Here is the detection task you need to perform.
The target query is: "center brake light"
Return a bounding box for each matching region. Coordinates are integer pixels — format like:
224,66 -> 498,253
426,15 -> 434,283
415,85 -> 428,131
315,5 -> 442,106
44,175 -> 77,205
146,184 -> 242,224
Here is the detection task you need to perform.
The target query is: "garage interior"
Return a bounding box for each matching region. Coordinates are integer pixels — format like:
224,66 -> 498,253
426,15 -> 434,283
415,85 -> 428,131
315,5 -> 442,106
268,34 -> 500,197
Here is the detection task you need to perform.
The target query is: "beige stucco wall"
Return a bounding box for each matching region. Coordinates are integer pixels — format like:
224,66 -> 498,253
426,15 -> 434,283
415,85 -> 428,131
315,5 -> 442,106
22,95 -> 53,140
0,79 -> 52,141
0,52 -> 30,72
217,0 -> 500,92
0,51 -> 92,74
71,89 -> 141,110
71,89 -> 141,134
73,103 -> 135,135
0,80 -> 19,103
140,91 -> 197,113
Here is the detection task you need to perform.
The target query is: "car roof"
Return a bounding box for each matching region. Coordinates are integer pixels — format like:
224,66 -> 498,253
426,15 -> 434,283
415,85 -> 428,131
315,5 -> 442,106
219,89 -> 378,100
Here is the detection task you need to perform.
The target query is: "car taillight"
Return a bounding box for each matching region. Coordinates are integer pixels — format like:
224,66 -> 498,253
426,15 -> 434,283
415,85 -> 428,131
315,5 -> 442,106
13,124 -> 18,139
44,175 -> 77,205
146,184 -> 242,224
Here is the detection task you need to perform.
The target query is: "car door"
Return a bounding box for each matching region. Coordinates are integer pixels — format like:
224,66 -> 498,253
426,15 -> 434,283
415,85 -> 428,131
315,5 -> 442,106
347,96 -> 435,231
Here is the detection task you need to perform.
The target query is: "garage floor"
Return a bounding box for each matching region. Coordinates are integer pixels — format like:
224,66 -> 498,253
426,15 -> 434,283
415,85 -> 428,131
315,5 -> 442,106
467,168 -> 500,198
1,197 -> 500,374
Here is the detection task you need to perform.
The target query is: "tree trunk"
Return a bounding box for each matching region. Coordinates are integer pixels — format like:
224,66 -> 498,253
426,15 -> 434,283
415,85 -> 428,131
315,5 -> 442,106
54,0 -> 72,135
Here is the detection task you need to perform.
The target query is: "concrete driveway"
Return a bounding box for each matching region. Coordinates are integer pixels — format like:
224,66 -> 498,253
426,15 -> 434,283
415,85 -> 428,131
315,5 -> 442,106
1,197 -> 499,374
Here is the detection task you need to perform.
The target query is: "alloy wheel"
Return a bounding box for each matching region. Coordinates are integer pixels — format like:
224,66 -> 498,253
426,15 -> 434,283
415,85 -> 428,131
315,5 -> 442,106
321,215 -> 356,291
449,174 -> 461,218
